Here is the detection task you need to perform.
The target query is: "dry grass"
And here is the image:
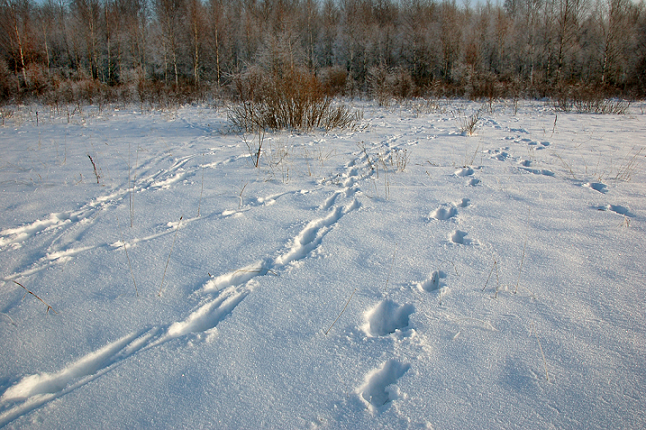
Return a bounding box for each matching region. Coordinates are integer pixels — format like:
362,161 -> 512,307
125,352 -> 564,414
457,108 -> 484,136
13,280 -> 57,314
88,155 -> 101,184
325,287 -> 357,335
117,216 -> 138,297
553,86 -> 630,114
1,108 -> 14,126
530,323 -> 550,382
482,254 -> 501,297
556,98 -> 630,114
514,209 -> 531,294
158,216 -> 183,297
613,147 -> 644,182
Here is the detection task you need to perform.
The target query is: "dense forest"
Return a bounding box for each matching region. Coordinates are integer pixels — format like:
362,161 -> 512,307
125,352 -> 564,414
1,0 -> 645,104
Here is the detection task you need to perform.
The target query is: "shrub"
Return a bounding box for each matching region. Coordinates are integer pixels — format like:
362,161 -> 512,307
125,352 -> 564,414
319,66 -> 348,96
553,84 -> 630,114
229,67 -> 360,132
367,65 -> 417,106
0,58 -> 17,101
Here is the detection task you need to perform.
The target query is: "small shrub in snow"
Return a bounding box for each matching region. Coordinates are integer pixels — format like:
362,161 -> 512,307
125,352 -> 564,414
457,108 -> 484,136
553,85 -> 630,114
229,67 -> 360,132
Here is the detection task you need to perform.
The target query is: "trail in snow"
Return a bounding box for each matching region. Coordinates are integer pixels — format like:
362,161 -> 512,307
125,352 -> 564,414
1,103 -> 644,429
0,146 -> 370,426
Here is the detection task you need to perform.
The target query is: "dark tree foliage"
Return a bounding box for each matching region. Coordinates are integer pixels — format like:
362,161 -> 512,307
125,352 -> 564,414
0,0 -> 644,103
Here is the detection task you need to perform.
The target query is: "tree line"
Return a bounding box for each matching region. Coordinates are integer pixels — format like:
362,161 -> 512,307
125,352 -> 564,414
1,0 -> 645,103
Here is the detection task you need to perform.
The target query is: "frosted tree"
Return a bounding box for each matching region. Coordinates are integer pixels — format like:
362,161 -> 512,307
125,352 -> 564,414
0,0 -> 34,87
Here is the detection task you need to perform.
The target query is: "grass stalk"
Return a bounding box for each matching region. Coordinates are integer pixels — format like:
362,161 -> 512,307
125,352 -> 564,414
325,288 -> 357,335
88,155 -> 101,184
117,216 -> 138,297
531,323 -> 550,382
515,209 -> 531,294
483,255 -> 500,296
129,147 -> 139,227
197,154 -> 205,217
383,244 -> 398,292
238,183 -> 248,210
13,280 -> 58,314
158,216 -> 183,296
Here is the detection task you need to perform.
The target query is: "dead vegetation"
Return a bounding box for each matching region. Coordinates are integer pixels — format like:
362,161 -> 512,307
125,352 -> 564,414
228,67 -> 360,133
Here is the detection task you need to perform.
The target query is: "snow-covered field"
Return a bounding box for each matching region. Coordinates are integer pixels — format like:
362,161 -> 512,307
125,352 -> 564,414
0,100 -> 645,429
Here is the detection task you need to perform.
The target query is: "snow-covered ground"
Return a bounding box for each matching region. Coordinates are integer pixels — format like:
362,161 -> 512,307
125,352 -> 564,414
1,100 -> 645,429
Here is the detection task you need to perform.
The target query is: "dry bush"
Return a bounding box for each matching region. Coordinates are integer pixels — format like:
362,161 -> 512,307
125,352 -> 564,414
367,65 -> 417,106
457,107 -> 484,136
553,84 -> 630,114
390,68 -> 416,99
1,107 -> 14,126
319,66 -> 348,96
367,65 -> 390,106
229,67 -> 360,132
0,58 -> 18,101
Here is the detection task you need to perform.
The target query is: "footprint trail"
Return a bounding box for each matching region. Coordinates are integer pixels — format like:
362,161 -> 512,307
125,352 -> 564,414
0,150 -> 369,427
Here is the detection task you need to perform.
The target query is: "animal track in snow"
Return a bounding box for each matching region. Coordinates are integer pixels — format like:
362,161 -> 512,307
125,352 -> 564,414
429,205 -> 458,220
526,140 -> 550,149
0,328 -> 162,427
205,199 -> 359,294
166,286 -> 249,338
584,182 -> 608,194
508,127 -> 529,134
484,119 -> 502,129
468,178 -> 481,186
0,212 -> 76,249
0,150 -> 237,275
417,270 -> 446,292
320,191 -> 342,210
454,198 -> 470,208
1,331 -> 142,402
454,167 -> 475,177
357,360 -> 410,411
0,159 -> 364,426
595,204 -> 632,216
361,300 -> 415,337
429,198 -> 468,220
450,230 -> 470,245
487,148 -> 511,161
520,167 -> 555,177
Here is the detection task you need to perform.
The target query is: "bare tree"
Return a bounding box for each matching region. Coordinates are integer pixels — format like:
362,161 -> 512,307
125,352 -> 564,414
71,0 -> 102,79
154,0 -> 185,87
439,0 -> 463,82
0,0 -> 33,88
554,0 -> 586,82
187,0 -> 204,86
598,0 -> 633,85
116,0 -> 149,77
207,0 -> 226,87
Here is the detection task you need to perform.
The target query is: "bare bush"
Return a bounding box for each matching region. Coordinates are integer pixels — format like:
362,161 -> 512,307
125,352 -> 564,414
0,58 -> 18,100
1,108 -> 14,126
229,67 -> 360,132
553,85 -> 630,114
367,66 -> 417,106
457,107 -> 484,136
319,66 -> 348,96
367,65 -> 390,106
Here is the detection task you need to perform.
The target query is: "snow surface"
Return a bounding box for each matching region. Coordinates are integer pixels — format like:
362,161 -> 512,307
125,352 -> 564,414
1,100 -> 645,429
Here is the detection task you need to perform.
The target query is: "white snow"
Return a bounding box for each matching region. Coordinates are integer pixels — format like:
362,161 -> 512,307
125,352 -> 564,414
1,100 -> 645,429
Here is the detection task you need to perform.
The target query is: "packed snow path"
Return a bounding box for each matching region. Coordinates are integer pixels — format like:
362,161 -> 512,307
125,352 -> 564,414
1,101 -> 645,428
